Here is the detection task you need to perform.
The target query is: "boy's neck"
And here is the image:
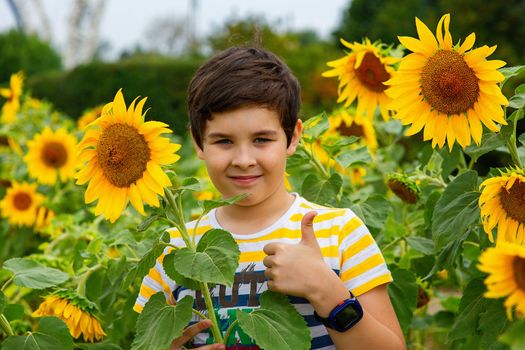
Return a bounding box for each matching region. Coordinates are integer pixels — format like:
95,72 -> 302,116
216,188 -> 296,235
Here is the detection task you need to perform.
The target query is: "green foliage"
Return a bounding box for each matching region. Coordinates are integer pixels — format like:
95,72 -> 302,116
2,258 -> 69,289
500,320 -> 525,350
431,171 -> 480,249
333,0 -> 525,66
26,58 -> 202,135
166,229 -> 240,286
387,267 -> 418,333
131,293 -> 193,350
2,317 -> 73,350
0,30 -> 61,82
236,291 -> 311,350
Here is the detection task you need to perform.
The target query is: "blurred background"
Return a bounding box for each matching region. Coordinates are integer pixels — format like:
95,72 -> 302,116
1,0 -> 524,136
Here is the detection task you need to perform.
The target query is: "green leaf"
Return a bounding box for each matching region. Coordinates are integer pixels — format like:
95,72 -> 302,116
170,229 -> 240,286
237,291 -> 311,350
387,267 -> 418,333
500,319 -> 525,350
302,112 -> 329,143
0,291 -> 5,314
3,304 -> 24,321
320,136 -> 359,156
509,93 -> 525,110
180,177 -> 202,192
2,317 -> 74,350
464,125 -> 513,163
163,251 -> 201,291
449,278 -> 486,342
136,214 -> 161,232
131,293 -> 193,350
432,171 -> 480,249
301,173 -> 342,205
2,258 -> 69,290
202,193 -> 249,215
519,133 -> 525,148
334,146 -> 372,169
424,229 -> 469,280
75,342 -> 123,350
352,194 -> 391,230
406,236 -> 435,255
121,237 -> 168,289
500,65 -> 525,87
479,299 -> 509,350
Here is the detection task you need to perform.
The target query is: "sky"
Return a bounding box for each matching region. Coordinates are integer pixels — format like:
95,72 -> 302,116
0,0 -> 349,58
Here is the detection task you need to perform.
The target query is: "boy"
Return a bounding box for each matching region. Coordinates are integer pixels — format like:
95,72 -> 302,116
134,47 -> 405,350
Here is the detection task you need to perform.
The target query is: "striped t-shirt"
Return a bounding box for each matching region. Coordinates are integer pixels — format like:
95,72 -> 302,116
133,193 -> 392,349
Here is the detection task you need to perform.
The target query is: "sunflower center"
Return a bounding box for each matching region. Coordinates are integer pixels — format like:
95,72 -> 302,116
13,192 -> 32,210
421,50 -> 479,115
514,257 -> 525,291
500,179 -> 525,224
97,123 -> 150,187
355,52 -> 390,92
387,179 -> 418,204
338,122 -> 364,137
41,142 -> 68,168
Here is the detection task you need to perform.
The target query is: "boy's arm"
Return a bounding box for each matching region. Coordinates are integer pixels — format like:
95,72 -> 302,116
308,277 -> 405,350
263,211 -> 405,350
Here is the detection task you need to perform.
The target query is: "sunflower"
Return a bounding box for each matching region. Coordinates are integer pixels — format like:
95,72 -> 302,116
0,181 -> 44,226
385,14 -> 508,150
323,38 -> 399,121
0,72 -> 23,123
78,105 -> 103,130
35,206 -> 55,231
479,168 -> 525,244
326,107 -> 378,153
75,90 -> 181,223
32,289 -> 106,342
24,127 -> 78,185
478,242 -> 525,319
387,173 -> 420,204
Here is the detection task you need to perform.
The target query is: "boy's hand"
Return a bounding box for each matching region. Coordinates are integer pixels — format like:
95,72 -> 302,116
263,211 -> 342,301
169,319 -> 225,350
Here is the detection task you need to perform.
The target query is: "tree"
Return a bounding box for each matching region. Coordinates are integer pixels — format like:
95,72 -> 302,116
0,29 -> 61,82
333,0 -> 524,65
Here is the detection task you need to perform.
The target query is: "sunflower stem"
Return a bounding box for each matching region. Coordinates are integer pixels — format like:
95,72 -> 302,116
76,264 -> 103,297
1,276 -> 14,292
223,319 -> 239,345
192,308 -> 207,320
0,313 -> 14,336
506,139 -> 523,168
199,281 -> 223,344
308,142 -> 331,179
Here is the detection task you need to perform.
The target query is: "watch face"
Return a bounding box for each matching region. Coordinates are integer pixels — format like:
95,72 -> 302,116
334,303 -> 362,330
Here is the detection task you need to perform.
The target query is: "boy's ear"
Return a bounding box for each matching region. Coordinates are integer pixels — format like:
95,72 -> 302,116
286,119 -> 303,156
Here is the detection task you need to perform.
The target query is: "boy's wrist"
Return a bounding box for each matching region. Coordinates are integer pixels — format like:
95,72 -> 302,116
307,273 -> 351,317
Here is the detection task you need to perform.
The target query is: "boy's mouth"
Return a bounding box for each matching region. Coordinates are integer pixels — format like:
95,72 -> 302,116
229,175 -> 262,185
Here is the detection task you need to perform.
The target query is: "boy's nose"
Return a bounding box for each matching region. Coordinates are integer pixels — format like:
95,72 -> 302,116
231,146 -> 256,168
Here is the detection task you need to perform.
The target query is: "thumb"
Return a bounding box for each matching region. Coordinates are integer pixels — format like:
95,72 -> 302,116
300,211 -> 319,248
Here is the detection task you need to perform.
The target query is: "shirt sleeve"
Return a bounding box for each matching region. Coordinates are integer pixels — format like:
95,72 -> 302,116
338,209 -> 392,296
133,239 -> 178,313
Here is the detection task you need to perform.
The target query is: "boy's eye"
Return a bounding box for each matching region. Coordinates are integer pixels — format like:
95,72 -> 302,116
215,139 -> 232,144
254,138 -> 272,143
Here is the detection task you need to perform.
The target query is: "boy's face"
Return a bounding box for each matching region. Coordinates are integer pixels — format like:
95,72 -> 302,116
196,106 -> 301,207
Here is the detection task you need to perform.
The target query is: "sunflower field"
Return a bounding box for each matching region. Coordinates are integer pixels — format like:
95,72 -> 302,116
1,13 -> 525,350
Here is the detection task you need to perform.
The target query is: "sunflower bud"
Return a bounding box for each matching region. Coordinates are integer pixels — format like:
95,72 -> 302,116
387,173 -> 420,204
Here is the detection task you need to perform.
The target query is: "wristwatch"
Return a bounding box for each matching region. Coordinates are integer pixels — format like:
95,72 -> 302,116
314,292 -> 363,332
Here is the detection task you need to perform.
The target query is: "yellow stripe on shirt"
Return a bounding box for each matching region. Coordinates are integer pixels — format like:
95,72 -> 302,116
340,253 -> 386,281
352,273 -> 393,296
339,216 -> 364,245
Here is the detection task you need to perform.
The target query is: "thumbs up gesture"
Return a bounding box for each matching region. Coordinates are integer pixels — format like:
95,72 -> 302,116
263,211 -> 337,299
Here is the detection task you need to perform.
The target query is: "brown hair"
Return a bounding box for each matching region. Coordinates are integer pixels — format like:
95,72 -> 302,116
188,46 -> 301,149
